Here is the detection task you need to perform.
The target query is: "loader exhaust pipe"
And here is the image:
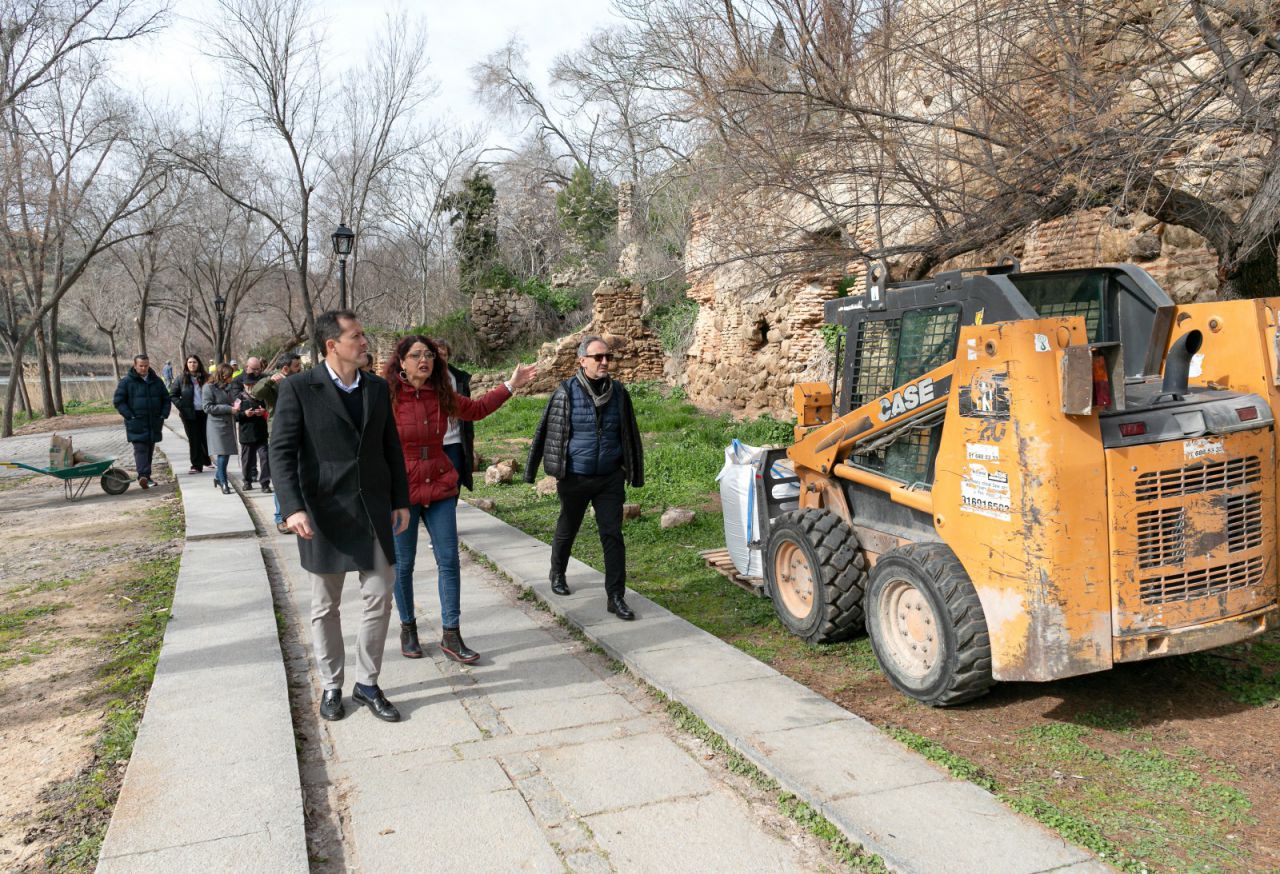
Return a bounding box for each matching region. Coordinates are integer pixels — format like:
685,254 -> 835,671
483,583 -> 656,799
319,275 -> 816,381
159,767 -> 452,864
1162,330 -> 1203,400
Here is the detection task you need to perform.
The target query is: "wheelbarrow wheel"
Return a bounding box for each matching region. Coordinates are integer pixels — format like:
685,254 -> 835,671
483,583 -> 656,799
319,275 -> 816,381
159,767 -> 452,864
101,467 -> 131,495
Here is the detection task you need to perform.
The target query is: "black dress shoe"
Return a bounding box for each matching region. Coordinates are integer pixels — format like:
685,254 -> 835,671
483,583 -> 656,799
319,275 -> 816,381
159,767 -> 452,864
550,572 -> 571,596
319,689 -> 344,721
261,484 -> 272,494
607,595 -> 636,621
352,685 -> 401,722
221,483 -> 232,495
244,481 -> 254,491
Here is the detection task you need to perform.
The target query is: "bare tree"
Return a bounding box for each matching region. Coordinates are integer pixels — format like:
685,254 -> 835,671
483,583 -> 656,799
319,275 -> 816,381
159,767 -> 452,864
171,0 -> 328,357
0,51 -> 170,435
0,0 -> 166,109
378,124 -> 485,324
320,12 -> 432,309
624,0 -> 1280,296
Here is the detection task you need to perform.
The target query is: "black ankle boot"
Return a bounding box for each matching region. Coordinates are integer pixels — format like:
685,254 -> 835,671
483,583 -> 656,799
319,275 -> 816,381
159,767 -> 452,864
440,627 -> 479,664
550,571 -> 571,596
400,620 -> 423,658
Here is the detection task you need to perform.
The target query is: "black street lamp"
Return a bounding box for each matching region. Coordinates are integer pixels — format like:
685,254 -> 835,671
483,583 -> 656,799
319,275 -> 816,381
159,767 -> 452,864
214,294 -> 226,363
331,223 -> 355,310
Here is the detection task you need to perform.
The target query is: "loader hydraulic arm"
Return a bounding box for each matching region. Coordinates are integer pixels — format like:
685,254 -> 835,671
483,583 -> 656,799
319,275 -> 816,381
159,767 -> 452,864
788,361 -> 955,483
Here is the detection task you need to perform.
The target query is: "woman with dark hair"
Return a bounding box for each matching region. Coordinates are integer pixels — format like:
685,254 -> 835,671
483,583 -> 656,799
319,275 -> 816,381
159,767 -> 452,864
384,335 -> 536,661
170,355 -> 212,473
203,363 -> 239,494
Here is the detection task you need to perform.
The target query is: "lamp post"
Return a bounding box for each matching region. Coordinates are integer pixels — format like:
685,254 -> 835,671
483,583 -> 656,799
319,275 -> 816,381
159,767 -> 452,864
214,294 -> 226,363
331,223 -> 354,310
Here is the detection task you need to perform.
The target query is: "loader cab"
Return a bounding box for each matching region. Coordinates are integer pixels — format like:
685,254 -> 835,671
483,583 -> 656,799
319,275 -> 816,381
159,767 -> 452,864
823,263 -> 1174,487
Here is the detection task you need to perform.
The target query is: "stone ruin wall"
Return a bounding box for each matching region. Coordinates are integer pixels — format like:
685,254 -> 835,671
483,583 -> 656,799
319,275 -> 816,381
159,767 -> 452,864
681,209 -> 1225,419
469,277 -> 667,395
470,290 -> 544,352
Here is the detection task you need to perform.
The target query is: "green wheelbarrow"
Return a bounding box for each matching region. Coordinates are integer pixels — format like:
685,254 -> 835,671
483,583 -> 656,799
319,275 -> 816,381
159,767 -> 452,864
0,455 -> 131,500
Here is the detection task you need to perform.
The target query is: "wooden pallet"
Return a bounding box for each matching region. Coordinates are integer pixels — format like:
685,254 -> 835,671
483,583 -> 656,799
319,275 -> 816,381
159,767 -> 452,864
699,547 -> 765,597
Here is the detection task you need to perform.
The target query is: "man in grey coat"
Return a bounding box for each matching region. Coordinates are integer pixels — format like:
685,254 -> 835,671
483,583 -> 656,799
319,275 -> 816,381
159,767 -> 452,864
270,310 -> 411,723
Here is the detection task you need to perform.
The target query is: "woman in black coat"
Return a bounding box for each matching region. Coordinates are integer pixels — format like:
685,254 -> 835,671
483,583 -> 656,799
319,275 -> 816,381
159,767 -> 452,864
169,355 -> 212,473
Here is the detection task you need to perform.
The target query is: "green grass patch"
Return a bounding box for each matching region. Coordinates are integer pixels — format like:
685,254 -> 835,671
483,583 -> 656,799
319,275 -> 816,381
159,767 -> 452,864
1182,630 -> 1280,705
0,603 -> 68,649
32,550 -> 179,871
885,727 -> 999,792
998,722 -> 1254,872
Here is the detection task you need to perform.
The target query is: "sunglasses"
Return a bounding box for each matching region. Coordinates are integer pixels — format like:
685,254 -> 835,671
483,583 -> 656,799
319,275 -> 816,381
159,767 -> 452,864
586,353 -> 614,362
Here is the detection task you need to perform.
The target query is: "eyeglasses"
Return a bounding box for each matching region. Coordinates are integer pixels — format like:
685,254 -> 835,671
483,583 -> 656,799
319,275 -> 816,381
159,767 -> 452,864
404,350 -> 436,360
586,353 -> 613,362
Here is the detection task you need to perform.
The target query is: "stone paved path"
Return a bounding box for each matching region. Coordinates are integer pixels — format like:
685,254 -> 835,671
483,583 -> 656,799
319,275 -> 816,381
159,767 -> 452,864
256,487 -> 837,873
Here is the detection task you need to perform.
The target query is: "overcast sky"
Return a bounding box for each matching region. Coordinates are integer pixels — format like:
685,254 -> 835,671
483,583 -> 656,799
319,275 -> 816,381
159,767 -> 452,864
109,0 -> 624,140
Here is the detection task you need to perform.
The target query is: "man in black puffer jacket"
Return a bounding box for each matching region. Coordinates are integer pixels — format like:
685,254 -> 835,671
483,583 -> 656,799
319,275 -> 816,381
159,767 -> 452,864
113,353 -> 172,489
526,336 -> 644,620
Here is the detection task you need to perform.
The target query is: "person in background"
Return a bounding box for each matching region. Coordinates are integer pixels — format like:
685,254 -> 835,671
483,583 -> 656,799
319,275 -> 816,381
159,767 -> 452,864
170,355 -> 211,474
203,363 -> 239,494
525,336 -> 644,620
232,356 -> 265,391
433,338 -> 477,491
233,370 -> 270,492
253,352 -> 303,533
162,360 -> 174,384
382,335 -> 536,662
113,353 -> 171,490
271,309 -> 410,723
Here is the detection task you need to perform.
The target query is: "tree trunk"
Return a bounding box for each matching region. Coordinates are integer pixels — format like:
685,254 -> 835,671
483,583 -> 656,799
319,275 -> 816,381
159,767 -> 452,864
1220,238 -> 1280,300
33,322 -> 55,416
179,297 -> 191,360
106,329 -> 121,381
49,302 -> 64,414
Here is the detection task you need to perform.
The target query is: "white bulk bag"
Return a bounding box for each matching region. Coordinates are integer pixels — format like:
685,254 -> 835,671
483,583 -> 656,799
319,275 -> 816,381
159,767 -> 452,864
716,439 -> 766,576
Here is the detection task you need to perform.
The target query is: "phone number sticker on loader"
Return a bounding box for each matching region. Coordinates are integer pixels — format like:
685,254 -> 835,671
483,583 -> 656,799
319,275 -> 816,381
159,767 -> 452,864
960,465 -> 1012,522
1184,437 -> 1224,461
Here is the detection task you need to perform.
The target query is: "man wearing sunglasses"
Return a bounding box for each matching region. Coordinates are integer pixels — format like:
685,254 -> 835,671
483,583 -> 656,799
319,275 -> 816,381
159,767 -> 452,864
526,336 -> 644,620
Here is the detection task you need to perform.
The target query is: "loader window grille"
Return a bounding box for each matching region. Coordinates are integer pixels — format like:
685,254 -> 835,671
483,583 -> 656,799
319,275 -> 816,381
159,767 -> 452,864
849,318 -> 901,409
894,306 -> 961,385
1012,272 -> 1107,341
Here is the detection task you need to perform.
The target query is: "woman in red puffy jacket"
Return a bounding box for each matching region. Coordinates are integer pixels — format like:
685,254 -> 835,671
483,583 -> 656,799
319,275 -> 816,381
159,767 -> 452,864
384,334 -> 537,663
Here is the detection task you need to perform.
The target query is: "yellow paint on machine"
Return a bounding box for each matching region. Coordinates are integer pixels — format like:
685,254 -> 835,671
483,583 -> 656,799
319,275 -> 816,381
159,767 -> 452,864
1165,298 -> 1280,609
932,318 -> 1114,682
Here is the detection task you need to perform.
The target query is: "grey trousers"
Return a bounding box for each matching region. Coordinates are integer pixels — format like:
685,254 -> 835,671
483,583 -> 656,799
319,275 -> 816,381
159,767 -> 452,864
309,545 -> 394,691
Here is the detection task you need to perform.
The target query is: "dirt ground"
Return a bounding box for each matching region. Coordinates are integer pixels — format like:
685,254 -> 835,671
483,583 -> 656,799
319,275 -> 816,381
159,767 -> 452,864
757,629 -> 1280,872
0,464 -> 181,870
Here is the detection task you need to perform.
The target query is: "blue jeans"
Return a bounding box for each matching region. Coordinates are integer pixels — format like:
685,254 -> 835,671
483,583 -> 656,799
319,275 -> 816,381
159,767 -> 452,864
214,454 -> 230,486
393,497 -> 461,627
273,491 -> 282,525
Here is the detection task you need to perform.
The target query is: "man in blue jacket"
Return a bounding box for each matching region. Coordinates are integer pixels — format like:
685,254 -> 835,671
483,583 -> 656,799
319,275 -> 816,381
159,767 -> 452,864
113,353 -> 172,489
526,336 -> 644,620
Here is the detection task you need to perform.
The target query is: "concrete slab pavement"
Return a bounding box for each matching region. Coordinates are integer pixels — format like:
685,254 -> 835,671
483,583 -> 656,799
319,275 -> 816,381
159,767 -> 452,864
455,501 -> 1112,874
96,424 -> 307,873
261,493 -> 844,873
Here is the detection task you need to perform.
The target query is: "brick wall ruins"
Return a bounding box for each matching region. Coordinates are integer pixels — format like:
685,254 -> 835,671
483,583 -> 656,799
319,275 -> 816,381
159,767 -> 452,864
681,208 -> 1226,418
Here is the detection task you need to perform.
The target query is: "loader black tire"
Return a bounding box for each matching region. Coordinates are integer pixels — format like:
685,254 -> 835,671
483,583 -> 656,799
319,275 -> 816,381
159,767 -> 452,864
764,508 -> 867,644
864,543 -> 993,707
